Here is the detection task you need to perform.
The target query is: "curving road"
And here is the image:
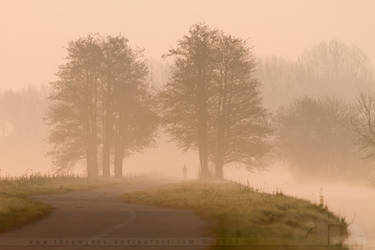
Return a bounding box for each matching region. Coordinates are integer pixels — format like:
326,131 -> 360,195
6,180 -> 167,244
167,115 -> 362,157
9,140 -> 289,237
0,177 -> 210,250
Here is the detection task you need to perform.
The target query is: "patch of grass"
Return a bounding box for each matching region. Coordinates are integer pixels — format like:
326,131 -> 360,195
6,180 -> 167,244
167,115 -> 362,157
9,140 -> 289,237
122,180 -> 348,249
0,174 -> 129,233
0,193 -> 51,233
0,174 -> 126,196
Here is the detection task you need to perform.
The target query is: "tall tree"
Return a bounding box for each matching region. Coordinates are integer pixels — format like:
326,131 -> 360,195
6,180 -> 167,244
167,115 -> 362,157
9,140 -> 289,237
109,37 -> 157,177
48,34 -> 157,177
100,36 -> 126,177
47,35 -> 103,176
160,24 -> 270,179
160,24 -> 218,178
210,34 -> 271,178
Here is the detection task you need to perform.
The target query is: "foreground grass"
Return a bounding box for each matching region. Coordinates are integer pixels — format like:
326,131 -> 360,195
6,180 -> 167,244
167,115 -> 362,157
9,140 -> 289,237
0,174 -> 127,233
122,180 -> 348,249
0,193 -> 50,233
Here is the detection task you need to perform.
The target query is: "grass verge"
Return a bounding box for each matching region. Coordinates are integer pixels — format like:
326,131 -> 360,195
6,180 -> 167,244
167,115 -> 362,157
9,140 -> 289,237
0,174 -> 129,233
0,193 -> 50,233
122,180 -> 348,250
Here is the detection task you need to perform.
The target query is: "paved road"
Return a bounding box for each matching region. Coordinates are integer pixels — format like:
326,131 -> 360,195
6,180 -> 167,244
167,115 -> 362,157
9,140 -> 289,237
0,178 -> 211,250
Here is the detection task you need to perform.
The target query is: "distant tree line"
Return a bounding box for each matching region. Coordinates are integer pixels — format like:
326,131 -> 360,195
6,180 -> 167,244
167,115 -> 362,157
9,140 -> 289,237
257,40 -> 374,110
0,87 -> 49,174
276,97 -> 367,178
262,41 -> 375,179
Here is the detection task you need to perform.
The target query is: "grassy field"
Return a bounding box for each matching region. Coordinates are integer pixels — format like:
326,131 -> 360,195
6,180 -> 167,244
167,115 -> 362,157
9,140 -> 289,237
0,174 -> 126,233
122,180 -> 348,249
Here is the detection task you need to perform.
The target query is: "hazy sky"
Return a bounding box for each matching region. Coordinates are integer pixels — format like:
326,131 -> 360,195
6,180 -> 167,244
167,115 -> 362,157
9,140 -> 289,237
1,0 -> 375,90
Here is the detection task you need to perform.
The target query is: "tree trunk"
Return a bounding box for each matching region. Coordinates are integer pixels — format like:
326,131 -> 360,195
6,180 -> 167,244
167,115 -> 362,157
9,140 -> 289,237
102,140 -> 110,177
215,157 -> 224,179
196,67 -> 210,179
87,138 -> 98,177
198,101 -> 209,179
86,75 -> 98,178
114,140 -> 123,177
215,127 -> 225,179
102,106 -> 112,177
214,72 -> 232,180
215,76 -> 226,180
199,143 -> 209,178
102,81 -> 113,177
114,111 -> 124,177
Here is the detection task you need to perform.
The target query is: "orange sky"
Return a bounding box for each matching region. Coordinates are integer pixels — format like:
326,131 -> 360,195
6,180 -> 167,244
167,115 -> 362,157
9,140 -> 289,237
1,0 -> 374,90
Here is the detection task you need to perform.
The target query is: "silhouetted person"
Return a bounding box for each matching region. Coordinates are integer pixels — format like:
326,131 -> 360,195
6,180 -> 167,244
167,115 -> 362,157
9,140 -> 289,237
182,165 -> 187,180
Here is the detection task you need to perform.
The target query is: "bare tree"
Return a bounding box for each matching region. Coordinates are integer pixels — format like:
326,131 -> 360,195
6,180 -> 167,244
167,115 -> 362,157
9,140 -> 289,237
257,40 -> 374,110
353,92 -> 375,159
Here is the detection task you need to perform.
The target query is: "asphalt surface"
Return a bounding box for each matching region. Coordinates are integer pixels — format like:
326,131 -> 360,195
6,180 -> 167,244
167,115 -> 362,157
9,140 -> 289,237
0,177 -> 211,250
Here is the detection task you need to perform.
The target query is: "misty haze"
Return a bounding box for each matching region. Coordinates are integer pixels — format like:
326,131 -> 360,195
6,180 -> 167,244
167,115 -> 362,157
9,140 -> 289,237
1,1 -> 375,250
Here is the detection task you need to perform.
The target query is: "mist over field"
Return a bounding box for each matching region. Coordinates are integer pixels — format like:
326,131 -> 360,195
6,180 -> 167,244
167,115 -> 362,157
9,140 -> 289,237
1,1 -> 375,249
